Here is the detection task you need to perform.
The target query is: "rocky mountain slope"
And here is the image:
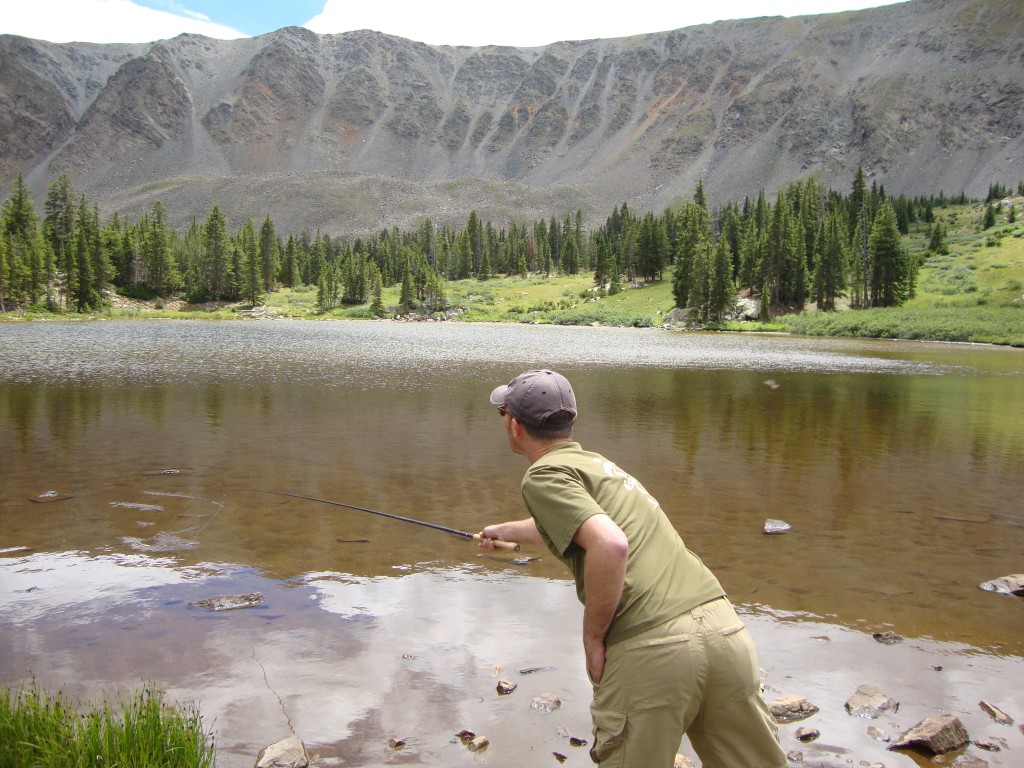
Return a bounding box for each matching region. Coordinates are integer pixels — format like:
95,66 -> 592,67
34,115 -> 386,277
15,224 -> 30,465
1,0 -> 1022,236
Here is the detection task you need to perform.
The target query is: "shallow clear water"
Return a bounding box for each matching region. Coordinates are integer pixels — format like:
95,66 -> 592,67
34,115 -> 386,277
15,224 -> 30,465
1,320 -> 1022,767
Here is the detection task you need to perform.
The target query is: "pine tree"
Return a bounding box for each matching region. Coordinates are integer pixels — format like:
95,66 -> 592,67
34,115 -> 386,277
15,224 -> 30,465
693,179 -> 707,210
0,232 -> 7,312
143,202 -> 178,296
44,174 -> 76,306
203,205 -> 231,300
708,234 -> 734,322
869,202 -> 910,307
982,202 -> 996,230
2,173 -> 44,305
399,262 -> 414,312
239,218 -> 261,307
368,261 -> 386,317
812,211 -> 847,311
259,216 -> 278,292
282,234 -> 298,288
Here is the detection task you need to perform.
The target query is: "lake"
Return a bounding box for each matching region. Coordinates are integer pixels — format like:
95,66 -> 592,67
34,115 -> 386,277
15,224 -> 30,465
1,320 -> 1022,767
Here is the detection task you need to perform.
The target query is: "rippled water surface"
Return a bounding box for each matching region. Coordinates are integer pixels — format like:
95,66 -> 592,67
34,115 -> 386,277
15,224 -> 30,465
1,320 -> 1022,767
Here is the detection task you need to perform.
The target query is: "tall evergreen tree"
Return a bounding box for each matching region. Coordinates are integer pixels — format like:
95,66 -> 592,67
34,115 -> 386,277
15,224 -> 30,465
869,202 -> 911,307
708,234 -> 734,322
812,211 -> 847,311
239,218 -> 261,306
259,216 -> 278,292
203,205 -> 231,300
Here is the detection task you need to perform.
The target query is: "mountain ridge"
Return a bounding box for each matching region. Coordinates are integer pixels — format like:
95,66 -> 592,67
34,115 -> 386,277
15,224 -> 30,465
2,0 -> 1022,236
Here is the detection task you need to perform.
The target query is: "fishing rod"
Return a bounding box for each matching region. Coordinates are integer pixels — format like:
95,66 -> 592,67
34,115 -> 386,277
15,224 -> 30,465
258,490 -> 521,551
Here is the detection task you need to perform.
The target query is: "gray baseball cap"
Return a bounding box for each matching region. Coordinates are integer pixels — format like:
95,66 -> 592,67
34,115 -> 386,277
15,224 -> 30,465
489,369 -> 577,430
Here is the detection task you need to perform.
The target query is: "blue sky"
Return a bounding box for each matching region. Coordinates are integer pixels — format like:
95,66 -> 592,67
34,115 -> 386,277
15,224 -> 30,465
3,0 -> 908,47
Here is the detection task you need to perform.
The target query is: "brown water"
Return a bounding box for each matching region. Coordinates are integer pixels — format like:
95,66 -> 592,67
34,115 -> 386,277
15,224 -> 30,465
1,320 -> 1022,767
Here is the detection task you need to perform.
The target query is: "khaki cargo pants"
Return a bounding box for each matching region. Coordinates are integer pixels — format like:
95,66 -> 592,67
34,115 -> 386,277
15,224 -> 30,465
589,596 -> 786,768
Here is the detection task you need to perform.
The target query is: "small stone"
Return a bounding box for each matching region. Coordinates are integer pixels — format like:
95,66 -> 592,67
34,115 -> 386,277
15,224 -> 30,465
497,679 -> 517,695
978,700 -> 1013,725
970,741 -> 1003,753
553,753 -> 567,763
890,714 -> 970,755
769,694 -> 819,723
556,725 -> 570,738
530,692 -> 561,713
455,729 -> 475,743
467,735 -> 489,752
872,631 -> 903,645
764,519 -> 791,534
786,749 -> 804,762
674,755 -> 697,768
867,725 -> 891,742
569,736 -> 588,747
845,685 -> 899,718
795,727 -> 820,742
189,592 -> 263,611
387,738 -> 406,750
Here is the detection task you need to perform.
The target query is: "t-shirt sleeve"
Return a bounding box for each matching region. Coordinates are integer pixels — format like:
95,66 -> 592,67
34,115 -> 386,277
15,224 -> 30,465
522,464 -> 606,557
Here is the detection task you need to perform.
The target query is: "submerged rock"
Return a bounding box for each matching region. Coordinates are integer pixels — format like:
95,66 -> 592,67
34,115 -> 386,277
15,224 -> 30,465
979,700 -> 1013,725
867,725 -> 891,742
530,692 -> 561,713
890,714 -> 970,755
768,695 -> 819,723
764,519 -> 791,534
673,755 -> 697,768
189,592 -> 264,611
795,726 -> 820,742
254,735 -> 308,768
845,684 -> 899,718
872,630 -> 903,645
953,757 -> 990,768
978,574 -> 1024,596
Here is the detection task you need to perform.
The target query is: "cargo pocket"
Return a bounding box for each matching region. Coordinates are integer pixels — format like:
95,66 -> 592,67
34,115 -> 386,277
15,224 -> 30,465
589,706 -> 627,765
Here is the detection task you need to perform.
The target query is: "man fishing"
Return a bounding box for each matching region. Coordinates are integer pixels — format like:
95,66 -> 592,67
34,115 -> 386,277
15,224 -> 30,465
479,369 -> 787,768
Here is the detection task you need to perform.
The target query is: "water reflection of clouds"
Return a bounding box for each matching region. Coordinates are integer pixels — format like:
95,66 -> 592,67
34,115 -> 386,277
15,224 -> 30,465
0,551 -> 216,623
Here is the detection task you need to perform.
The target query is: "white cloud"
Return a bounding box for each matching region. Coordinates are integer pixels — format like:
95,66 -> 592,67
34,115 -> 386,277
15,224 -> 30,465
1,0 -> 247,44
303,0 -> 906,48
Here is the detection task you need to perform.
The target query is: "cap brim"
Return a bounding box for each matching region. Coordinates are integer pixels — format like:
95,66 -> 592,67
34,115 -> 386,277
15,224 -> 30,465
489,384 -> 509,407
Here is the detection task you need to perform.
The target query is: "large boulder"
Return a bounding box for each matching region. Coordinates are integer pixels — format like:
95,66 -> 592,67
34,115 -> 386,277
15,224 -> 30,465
889,714 -> 970,755
254,736 -> 308,768
727,295 -> 761,321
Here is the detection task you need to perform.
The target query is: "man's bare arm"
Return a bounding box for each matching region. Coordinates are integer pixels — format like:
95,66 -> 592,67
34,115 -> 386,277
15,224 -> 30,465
480,517 -> 544,547
574,513 -> 628,684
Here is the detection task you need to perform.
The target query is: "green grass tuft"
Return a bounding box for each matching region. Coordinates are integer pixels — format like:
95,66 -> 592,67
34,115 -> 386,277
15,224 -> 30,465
0,681 -> 216,768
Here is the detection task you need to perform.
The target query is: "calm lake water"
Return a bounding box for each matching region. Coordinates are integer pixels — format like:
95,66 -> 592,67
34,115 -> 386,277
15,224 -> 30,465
1,320 -> 1022,767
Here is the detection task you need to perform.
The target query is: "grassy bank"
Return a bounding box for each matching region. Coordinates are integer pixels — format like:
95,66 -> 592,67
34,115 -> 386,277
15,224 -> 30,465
0,682 -> 215,768
736,196 -> 1024,346
5,198 -> 1022,346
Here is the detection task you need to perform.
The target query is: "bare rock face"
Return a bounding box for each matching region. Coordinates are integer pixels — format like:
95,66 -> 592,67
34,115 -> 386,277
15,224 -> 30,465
889,714 -> 970,755
2,0 -> 1023,237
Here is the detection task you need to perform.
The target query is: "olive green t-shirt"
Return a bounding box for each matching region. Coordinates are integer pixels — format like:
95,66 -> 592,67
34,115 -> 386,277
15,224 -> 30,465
521,442 -> 724,647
